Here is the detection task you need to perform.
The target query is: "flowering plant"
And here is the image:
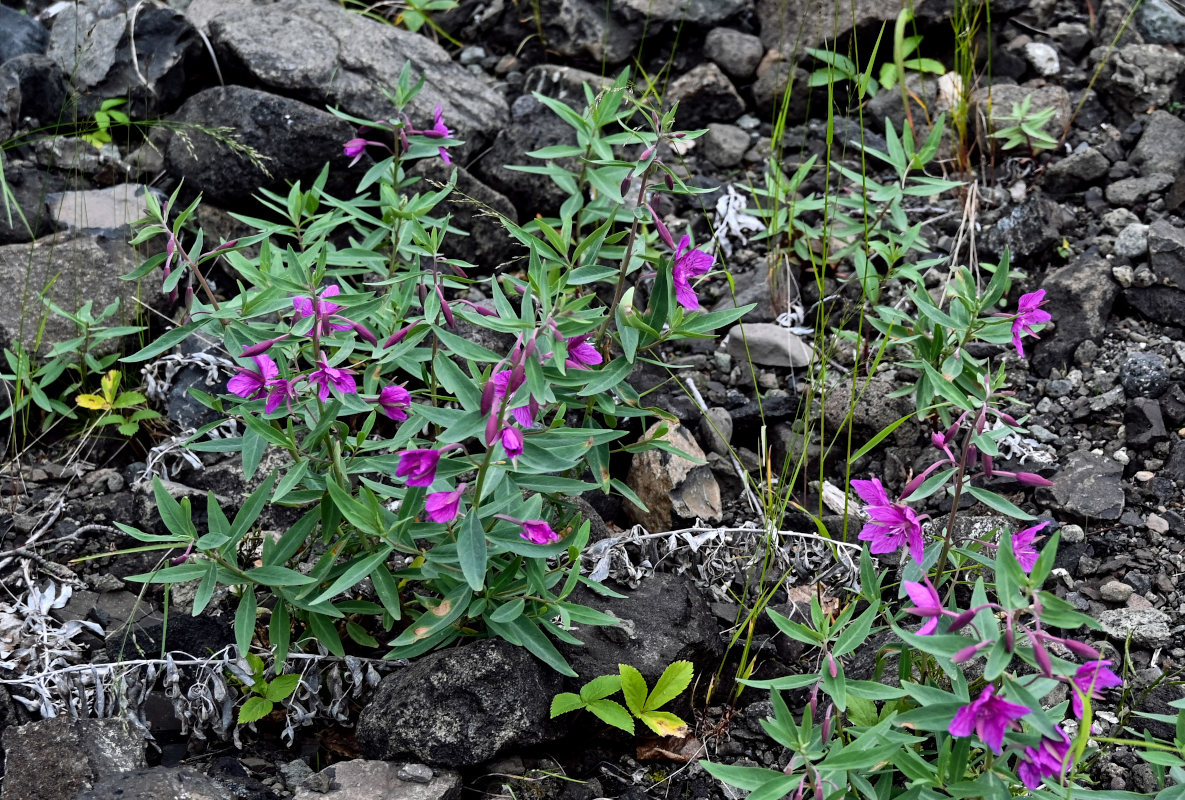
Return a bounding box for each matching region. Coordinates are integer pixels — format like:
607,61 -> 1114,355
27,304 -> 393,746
117,67 -> 751,675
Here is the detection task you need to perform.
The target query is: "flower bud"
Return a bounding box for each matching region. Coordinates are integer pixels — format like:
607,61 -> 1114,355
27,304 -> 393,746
1063,638 -> 1102,661
480,376 -> 498,416
664,172 -> 674,191
1004,625 -> 1015,652
827,653 -> 838,678
352,323 -> 378,346
436,286 -> 456,329
952,643 -> 984,663
620,176 -> 632,197
820,704 -> 832,741
639,145 -> 655,162
808,682 -> 819,718
983,454 -> 994,478
240,334 -> 292,358
966,445 -> 978,469
947,608 -> 978,633
384,324 -> 413,348
1015,472 -> 1054,487
485,409 -> 502,447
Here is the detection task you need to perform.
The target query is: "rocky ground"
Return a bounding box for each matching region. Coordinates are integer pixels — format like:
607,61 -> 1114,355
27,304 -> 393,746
1,0 -> 1185,797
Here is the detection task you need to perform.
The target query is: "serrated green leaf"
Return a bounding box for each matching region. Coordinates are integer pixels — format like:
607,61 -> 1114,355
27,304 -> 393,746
644,660 -> 692,711
586,698 -> 634,733
619,664 -> 647,716
580,674 -> 622,702
237,696 -> 274,724
550,692 -> 584,717
265,673 -> 301,702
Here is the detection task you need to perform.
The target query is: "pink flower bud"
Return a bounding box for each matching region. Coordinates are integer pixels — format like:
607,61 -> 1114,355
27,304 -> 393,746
1004,625 -> 1015,652
983,454 -> 995,478
436,286 -> 455,329
1016,472 -> 1054,487
620,177 -> 632,197
485,409 -> 502,447
1063,639 -> 1102,661
827,653 -> 838,678
952,643 -> 984,663
352,323 -> 377,345
947,608 -> 978,632
240,334 -> 291,358
480,375 -> 498,415
820,703 -> 832,741
639,145 -> 655,161
384,324 -> 413,348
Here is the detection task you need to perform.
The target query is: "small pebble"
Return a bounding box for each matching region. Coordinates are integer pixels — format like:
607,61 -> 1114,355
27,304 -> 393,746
1135,470 -> 1155,481
1061,524 -> 1085,543
1099,580 -> 1135,603
1146,513 -> 1170,534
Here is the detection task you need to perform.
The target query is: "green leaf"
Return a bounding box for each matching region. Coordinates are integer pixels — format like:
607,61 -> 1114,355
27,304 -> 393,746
699,762 -> 787,793
153,477 -> 194,540
498,616 -> 576,677
237,696 -> 274,724
488,597 -> 525,623
234,590 -> 257,654
245,565 -> 316,586
833,602 -> 879,658
550,692 -> 585,717
965,486 -> 1035,520
193,561 -> 218,616
123,321 -> 207,362
645,660 -> 693,711
586,698 -> 634,733
457,513 -> 488,591
307,612 -> 345,657
265,673 -> 301,702
579,674 -> 622,702
578,357 -> 633,396
619,663 -> 648,716
308,546 -> 394,606
241,426 -> 266,480
390,584 -> 472,646
231,473 -> 276,542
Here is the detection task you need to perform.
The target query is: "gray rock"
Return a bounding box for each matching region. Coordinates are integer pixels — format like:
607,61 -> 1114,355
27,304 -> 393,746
1099,579 -> 1135,602
1045,148 -> 1109,194
727,323 -> 811,367
982,196 -> 1062,261
4,54 -> 69,129
1092,43 -> 1185,115
752,55 -> 809,119
758,0 -> 932,56
535,0 -> 640,64
666,63 -> 745,129
0,232 -> 165,357
0,65 -> 16,144
0,164 -> 65,245
823,371 -> 914,441
1113,223 -> 1150,258
865,73 -> 944,143
1024,41 -> 1061,76
1102,207 -> 1140,234
1131,110 -> 1185,176
625,420 -> 722,530
207,0 -> 508,153
614,0 -> 747,23
0,717 -> 146,800
0,7 -> 48,63
77,767 -> 235,800
1050,21 -> 1094,59
165,86 -> 356,206
558,572 -> 722,699
1138,0 -> 1185,45
1032,254 -> 1118,377
702,123 -> 751,168
1126,397 -> 1168,446
698,406 -> 734,457
357,639 -> 564,767
1050,450 -> 1126,521
1149,219 -> 1185,287
293,761 -> 460,800
1097,606 -> 1172,647
522,64 -> 611,102
1106,173 -> 1175,205
48,0 -> 207,119
1125,285 -> 1185,327
705,28 -> 765,79
45,184 -> 164,237
1120,351 -> 1170,398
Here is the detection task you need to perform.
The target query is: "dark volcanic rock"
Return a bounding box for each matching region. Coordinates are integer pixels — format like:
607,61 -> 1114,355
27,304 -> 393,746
982,197 -> 1062,262
0,165 -> 65,245
1148,219 -> 1185,288
165,86 -> 356,206
1124,285 -> 1185,328
206,0 -> 507,155
357,639 -> 564,767
666,63 -> 745,129
1120,351 -> 1170,398
558,572 -> 722,703
1031,254 -> 1119,377
1130,110 -> 1185,176
1,717 -> 146,800
3,54 -> 69,129
0,7 -> 49,63
1049,450 -> 1126,521
47,0 -> 208,118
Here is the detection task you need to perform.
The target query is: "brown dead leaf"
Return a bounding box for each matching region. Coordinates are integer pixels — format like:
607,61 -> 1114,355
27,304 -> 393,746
784,583 -> 839,619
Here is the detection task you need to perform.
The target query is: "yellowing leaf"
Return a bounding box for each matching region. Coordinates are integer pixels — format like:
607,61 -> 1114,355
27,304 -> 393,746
639,710 -> 689,737
100,370 -> 121,403
76,394 -> 111,410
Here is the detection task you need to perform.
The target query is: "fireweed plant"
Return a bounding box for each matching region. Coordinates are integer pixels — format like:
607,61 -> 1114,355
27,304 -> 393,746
114,68 -> 752,677
705,262 -> 1185,795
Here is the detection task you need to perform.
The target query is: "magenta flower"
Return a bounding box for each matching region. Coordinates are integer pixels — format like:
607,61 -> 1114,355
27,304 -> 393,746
852,476 -> 926,564
423,105 -> 453,164
1011,290 -> 1052,358
501,426 -> 524,459
490,368 -> 537,428
228,355 -> 278,400
1070,660 -> 1122,719
293,285 -> 353,335
425,483 -> 466,524
1017,728 -> 1073,790
521,519 -> 560,545
948,685 -> 1031,754
343,137 -> 386,167
396,449 -> 442,487
308,358 -> 357,402
902,577 -> 944,635
1011,521 -> 1049,573
672,235 -> 714,311
564,334 -> 603,370
264,378 -> 298,414
376,384 -> 411,421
